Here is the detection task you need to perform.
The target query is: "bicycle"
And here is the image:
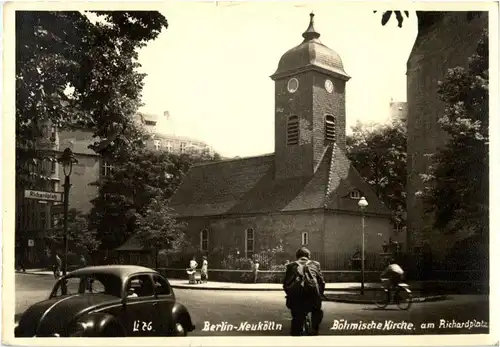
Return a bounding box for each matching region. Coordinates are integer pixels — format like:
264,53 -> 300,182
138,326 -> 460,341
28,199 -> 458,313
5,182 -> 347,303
374,278 -> 412,310
302,312 -> 312,336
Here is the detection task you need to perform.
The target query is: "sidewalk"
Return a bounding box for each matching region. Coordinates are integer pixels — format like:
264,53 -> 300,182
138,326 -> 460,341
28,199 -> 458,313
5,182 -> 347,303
16,269 -> 393,291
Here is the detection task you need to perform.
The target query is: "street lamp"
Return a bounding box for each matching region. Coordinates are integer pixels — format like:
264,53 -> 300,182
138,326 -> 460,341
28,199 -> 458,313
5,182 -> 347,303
358,196 -> 368,295
58,148 -> 78,277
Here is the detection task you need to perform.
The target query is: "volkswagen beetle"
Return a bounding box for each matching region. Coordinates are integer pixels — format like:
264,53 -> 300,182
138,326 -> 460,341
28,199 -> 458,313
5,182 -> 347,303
15,265 -> 195,337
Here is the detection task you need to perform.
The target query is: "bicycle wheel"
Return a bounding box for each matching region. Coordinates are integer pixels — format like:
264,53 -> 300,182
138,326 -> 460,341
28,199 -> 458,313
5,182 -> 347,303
302,314 -> 311,336
396,289 -> 412,310
374,289 -> 389,309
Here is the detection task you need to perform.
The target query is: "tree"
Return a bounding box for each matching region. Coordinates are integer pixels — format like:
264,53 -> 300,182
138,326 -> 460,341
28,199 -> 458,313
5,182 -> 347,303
16,11 -> 168,187
47,208 -> 100,256
346,114 -> 407,229
374,10 -> 482,29
418,30 -> 488,236
134,196 -> 187,269
88,149 -> 214,250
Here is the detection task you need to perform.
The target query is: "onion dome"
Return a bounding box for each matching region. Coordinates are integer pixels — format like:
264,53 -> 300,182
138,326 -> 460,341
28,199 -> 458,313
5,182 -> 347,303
271,13 -> 350,81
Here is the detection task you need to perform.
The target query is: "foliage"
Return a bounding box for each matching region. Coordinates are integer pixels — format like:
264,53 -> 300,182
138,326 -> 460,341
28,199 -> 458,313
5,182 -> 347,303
418,30 -> 488,235
88,149 -> 215,250
46,208 -> 100,255
134,196 -> 187,267
16,11 -> 168,187
374,10 -> 482,30
346,115 -> 407,228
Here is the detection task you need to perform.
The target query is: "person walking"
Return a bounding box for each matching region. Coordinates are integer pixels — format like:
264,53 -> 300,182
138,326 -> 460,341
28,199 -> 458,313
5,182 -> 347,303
252,259 -> 260,283
201,256 -> 208,283
53,253 -> 62,279
283,247 -> 325,336
80,255 -> 87,268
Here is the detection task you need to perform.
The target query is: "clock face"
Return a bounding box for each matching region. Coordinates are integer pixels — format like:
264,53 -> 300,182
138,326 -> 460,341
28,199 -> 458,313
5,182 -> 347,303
287,78 -> 299,93
325,79 -> 334,93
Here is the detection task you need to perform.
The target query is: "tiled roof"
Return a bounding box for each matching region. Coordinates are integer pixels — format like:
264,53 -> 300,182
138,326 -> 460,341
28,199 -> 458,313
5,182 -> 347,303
169,146 -> 392,217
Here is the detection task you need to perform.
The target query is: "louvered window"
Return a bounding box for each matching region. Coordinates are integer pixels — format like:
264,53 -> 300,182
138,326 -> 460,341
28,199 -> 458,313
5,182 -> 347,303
287,115 -> 299,146
325,115 -> 336,143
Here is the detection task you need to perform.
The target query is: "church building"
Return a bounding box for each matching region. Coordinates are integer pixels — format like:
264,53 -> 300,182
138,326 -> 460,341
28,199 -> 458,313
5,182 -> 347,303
169,14 -> 393,259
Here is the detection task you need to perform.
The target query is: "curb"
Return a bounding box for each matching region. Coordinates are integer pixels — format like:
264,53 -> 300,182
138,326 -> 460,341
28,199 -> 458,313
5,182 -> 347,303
323,295 -> 448,304
17,271 -> 53,277
169,284 -> 382,292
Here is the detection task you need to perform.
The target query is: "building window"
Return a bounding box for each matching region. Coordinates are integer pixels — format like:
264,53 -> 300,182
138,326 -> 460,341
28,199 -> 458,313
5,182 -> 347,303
287,115 -> 299,146
200,229 -> 209,252
325,115 -> 336,142
301,232 -> 309,246
166,142 -> 172,153
100,160 -> 114,177
50,161 -> 57,174
39,209 -> 47,229
349,190 -> 361,199
50,126 -> 57,142
245,228 -> 255,258
180,142 -> 186,153
154,139 -> 161,151
51,180 -> 59,192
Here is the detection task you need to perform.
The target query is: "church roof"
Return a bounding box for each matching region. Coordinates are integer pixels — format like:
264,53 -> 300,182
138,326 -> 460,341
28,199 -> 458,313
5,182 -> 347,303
169,145 -> 391,218
271,13 -> 350,81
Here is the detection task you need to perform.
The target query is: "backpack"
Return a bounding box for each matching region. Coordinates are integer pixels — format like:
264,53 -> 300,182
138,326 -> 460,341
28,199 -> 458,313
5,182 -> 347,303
285,260 -> 320,298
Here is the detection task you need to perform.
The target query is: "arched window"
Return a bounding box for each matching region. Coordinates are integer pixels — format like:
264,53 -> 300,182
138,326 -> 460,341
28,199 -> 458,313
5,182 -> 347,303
325,115 -> 336,143
287,115 -> 299,146
301,232 -> 309,246
200,229 -> 209,252
245,228 -> 255,258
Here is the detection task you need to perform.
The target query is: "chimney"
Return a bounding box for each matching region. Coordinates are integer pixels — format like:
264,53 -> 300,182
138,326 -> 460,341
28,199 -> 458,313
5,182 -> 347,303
163,110 -> 170,120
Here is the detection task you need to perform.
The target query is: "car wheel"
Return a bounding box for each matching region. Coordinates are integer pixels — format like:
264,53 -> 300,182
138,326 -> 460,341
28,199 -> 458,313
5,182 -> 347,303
173,321 -> 187,336
103,323 -> 125,337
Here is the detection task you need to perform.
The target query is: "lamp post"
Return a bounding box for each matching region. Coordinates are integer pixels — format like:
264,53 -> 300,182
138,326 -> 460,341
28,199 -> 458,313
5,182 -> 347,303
358,196 -> 368,295
58,148 -> 78,277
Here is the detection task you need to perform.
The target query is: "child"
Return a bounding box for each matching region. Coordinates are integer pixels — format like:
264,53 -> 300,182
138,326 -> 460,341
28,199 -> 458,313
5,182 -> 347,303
201,256 -> 208,283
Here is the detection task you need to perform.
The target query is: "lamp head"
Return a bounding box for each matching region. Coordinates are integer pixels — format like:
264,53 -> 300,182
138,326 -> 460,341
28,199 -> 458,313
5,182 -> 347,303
358,196 -> 368,209
58,148 -> 78,177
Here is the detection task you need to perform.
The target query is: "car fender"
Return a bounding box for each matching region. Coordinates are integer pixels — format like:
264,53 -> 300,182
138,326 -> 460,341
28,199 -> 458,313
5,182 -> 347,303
68,313 -> 126,337
171,303 -> 195,332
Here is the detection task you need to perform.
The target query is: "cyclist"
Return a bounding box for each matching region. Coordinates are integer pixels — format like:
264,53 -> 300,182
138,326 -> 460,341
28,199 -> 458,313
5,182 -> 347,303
283,247 -> 325,336
380,258 -> 404,302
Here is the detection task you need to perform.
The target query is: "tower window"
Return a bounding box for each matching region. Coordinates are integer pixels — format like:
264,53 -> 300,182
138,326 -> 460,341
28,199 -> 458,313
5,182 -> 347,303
287,115 -> 299,146
325,115 -> 336,143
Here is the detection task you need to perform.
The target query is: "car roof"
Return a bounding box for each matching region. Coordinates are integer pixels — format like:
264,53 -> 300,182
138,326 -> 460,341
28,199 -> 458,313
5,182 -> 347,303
67,265 -> 158,279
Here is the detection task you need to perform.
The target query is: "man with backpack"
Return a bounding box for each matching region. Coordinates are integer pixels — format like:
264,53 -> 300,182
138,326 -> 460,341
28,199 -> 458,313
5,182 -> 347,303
283,247 -> 325,336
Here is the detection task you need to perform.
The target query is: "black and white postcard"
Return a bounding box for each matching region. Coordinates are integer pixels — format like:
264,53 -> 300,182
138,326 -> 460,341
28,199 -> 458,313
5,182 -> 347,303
2,1 -> 498,346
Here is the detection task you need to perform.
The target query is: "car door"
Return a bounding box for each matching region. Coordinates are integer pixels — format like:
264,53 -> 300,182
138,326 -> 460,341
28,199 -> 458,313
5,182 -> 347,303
152,274 -> 176,335
122,274 -> 161,336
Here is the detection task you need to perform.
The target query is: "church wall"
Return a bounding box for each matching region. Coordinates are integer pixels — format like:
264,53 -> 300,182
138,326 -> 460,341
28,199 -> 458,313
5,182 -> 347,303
323,212 -> 392,255
406,12 -> 487,261
180,211 -> 326,258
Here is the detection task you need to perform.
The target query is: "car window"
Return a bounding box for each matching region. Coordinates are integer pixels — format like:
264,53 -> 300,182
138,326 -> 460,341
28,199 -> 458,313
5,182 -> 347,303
126,275 -> 154,298
153,275 -> 171,296
51,274 -> 121,298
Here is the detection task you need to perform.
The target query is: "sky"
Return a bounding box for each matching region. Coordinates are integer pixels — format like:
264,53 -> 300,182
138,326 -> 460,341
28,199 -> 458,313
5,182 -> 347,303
137,2 -> 418,157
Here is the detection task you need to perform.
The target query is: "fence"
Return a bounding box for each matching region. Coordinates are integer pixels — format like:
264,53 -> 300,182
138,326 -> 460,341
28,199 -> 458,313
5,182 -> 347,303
102,250 -> 389,271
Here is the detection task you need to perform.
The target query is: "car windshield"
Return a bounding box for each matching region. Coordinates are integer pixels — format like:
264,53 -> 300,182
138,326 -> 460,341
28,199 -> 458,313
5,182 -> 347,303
52,273 -> 122,298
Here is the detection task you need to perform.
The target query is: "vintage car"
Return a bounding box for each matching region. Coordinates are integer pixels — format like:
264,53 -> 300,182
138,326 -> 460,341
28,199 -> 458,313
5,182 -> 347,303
15,265 -> 195,337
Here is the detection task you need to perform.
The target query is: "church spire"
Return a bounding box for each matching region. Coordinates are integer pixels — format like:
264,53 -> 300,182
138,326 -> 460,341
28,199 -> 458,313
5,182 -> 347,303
302,12 -> 321,41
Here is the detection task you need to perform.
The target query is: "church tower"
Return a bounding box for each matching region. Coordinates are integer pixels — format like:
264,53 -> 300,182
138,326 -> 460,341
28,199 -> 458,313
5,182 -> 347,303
271,13 -> 350,180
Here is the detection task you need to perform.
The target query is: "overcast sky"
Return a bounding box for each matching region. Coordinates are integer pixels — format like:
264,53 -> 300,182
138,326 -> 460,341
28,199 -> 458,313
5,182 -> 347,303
136,2 -> 418,157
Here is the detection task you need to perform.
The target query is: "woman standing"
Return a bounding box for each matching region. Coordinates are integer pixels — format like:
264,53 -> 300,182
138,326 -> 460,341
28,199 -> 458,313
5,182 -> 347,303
201,256 -> 208,283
